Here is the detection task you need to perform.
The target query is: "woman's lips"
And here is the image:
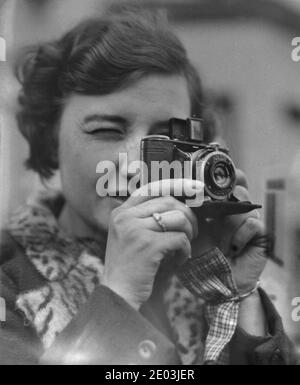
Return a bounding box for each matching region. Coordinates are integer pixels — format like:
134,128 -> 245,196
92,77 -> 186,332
115,196 -> 128,201
112,193 -> 129,203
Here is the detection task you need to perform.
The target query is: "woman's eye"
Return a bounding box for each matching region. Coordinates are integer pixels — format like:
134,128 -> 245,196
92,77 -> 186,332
87,127 -> 125,140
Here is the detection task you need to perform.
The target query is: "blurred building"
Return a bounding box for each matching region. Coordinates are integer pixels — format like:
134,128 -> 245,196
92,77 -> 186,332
0,0 -> 299,349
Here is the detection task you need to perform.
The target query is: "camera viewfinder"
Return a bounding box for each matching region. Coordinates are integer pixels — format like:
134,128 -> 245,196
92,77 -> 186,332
169,117 -> 203,142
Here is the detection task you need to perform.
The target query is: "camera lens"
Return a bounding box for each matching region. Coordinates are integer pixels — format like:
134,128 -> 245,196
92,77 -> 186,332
211,163 -> 231,188
192,149 -> 236,200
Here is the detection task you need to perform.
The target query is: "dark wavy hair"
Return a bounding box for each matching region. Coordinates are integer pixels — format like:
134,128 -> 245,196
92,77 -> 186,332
15,8 -> 215,179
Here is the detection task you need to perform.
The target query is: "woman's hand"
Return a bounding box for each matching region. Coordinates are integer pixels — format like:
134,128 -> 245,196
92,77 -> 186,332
223,185 -> 268,294
191,170 -> 268,294
102,179 -> 203,310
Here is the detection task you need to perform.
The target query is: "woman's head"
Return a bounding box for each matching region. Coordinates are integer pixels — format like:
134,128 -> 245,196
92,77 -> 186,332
16,8 -> 213,179
16,8 -> 215,236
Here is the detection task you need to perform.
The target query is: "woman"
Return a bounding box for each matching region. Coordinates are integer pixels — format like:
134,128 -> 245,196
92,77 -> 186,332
0,9 -> 296,364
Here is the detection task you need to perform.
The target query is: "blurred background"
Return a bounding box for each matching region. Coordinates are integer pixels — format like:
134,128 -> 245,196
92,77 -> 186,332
0,0 -> 300,353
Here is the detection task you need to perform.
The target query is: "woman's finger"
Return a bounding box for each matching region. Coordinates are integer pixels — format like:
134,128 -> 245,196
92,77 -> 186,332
154,231 -> 192,265
235,169 -> 249,189
131,195 -> 198,238
143,209 -> 194,240
233,185 -> 250,202
231,217 -> 265,254
123,178 -> 204,208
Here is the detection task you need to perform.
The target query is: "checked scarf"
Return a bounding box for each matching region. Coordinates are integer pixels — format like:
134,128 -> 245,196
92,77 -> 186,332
178,249 -> 240,363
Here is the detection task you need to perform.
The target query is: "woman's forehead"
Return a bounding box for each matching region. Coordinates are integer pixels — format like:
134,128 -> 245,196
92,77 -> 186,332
63,75 -> 191,122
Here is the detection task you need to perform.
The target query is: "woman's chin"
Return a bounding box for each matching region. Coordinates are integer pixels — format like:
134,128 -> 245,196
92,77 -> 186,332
93,196 -> 128,221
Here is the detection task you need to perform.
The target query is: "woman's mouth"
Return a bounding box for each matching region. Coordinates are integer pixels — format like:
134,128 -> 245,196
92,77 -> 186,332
115,196 -> 128,202
112,192 -> 130,203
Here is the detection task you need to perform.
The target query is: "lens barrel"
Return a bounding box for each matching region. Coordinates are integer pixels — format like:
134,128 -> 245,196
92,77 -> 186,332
193,149 -> 236,200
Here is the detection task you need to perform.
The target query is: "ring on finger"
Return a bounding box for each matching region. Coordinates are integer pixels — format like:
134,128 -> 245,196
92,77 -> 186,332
152,212 -> 167,232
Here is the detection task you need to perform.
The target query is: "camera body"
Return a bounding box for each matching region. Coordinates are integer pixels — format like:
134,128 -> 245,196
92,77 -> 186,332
140,117 -> 236,201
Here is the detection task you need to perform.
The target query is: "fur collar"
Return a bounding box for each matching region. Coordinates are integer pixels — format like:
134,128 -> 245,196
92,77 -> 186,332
8,191 -> 206,364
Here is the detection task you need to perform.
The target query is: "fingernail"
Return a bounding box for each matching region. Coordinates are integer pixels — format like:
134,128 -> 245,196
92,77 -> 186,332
191,180 -> 204,189
194,184 -> 204,191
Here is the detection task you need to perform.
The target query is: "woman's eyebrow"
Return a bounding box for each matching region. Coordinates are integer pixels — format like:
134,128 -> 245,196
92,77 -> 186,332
82,114 -> 128,125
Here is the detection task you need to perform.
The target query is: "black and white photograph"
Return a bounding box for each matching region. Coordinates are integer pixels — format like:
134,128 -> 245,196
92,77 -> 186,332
0,0 -> 300,367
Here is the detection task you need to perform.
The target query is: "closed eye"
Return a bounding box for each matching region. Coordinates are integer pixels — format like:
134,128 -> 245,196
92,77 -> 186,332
80,114 -> 128,140
85,127 -> 125,140
88,127 -> 123,134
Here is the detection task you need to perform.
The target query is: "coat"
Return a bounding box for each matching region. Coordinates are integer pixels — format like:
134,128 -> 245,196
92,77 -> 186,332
0,196 -> 297,365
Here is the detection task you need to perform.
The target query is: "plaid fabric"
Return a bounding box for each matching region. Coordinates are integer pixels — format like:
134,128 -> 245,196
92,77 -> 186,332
178,247 -> 240,365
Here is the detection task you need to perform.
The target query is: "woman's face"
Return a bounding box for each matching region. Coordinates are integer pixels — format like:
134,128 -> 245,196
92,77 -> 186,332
58,74 -> 191,238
